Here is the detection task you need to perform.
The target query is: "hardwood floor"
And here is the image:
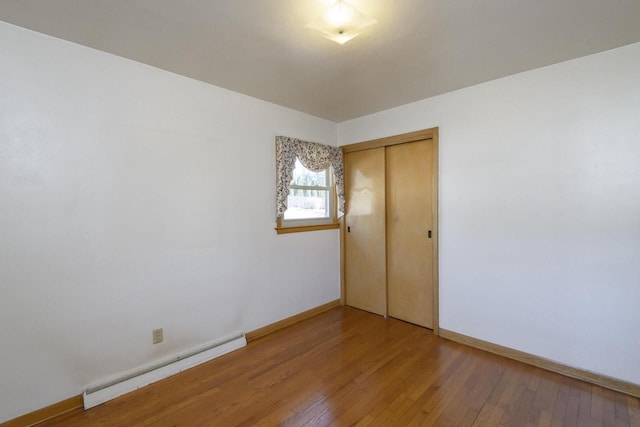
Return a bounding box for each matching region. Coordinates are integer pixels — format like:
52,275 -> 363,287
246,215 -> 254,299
41,307 -> 640,426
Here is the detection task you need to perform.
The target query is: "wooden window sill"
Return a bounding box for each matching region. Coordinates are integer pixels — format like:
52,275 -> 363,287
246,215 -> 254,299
275,223 -> 340,234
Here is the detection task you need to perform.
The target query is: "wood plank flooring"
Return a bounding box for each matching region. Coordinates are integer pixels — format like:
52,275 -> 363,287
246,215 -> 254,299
40,307 -> 640,426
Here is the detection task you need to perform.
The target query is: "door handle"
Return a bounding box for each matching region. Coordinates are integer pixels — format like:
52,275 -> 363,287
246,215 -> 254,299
347,226 -> 351,233
428,230 -> 432,238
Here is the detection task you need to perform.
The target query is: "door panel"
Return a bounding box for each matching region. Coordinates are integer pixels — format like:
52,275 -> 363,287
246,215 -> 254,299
386,140 -> 434,328
344,148 -> 387,316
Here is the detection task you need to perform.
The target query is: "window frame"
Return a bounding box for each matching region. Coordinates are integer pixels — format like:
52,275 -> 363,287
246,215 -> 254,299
276,162 -> 339,234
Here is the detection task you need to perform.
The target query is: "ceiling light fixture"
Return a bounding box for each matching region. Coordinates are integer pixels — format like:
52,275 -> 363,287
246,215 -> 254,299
306,0 -> 377,45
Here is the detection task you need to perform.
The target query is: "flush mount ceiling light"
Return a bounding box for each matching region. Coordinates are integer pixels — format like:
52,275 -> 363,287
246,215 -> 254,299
306,0 -> 377,45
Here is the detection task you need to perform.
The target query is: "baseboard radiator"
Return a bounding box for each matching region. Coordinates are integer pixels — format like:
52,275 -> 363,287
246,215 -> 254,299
83,332 -> 246,409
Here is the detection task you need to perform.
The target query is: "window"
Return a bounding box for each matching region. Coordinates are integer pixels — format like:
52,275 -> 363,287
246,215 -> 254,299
281,159 -> 335,228
275,136 -> 344,234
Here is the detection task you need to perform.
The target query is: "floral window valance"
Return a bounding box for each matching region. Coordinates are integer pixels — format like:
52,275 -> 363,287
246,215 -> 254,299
275,136 -> 345,219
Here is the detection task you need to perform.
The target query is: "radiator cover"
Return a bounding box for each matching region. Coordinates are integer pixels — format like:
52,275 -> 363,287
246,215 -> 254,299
83,332 -> 246,409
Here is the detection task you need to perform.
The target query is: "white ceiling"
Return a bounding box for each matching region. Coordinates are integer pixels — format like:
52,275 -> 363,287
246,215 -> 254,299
1,0 -> 639,122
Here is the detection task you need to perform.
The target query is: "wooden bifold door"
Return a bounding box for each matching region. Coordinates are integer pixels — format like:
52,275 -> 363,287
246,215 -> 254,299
343,129 -> 438,330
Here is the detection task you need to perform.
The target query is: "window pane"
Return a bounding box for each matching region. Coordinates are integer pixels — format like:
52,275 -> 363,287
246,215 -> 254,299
284,190 -> 329,219
291,159 -> 327,187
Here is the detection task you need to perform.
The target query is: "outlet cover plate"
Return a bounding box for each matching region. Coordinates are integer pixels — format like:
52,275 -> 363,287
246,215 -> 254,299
152,328 -> 163,344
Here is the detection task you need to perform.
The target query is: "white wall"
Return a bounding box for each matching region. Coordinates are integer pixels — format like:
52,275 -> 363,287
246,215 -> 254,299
339,42 -> 640,385
0,22 -> 339,422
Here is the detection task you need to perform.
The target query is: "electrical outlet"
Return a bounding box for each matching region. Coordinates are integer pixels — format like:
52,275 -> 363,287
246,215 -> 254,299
152,328 -> 163,344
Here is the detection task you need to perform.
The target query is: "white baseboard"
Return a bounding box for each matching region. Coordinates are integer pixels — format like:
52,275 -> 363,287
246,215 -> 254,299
83,332 -> 246,409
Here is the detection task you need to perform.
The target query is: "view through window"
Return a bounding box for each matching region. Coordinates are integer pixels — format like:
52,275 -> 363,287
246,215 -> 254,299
283,158 -> 332,221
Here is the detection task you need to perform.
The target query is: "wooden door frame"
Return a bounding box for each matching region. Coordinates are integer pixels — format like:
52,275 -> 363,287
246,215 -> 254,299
339,127 -> 440,335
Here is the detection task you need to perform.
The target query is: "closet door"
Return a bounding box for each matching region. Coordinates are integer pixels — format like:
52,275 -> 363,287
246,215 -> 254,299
344,148 -> 386,316
386,139 -> 434,328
